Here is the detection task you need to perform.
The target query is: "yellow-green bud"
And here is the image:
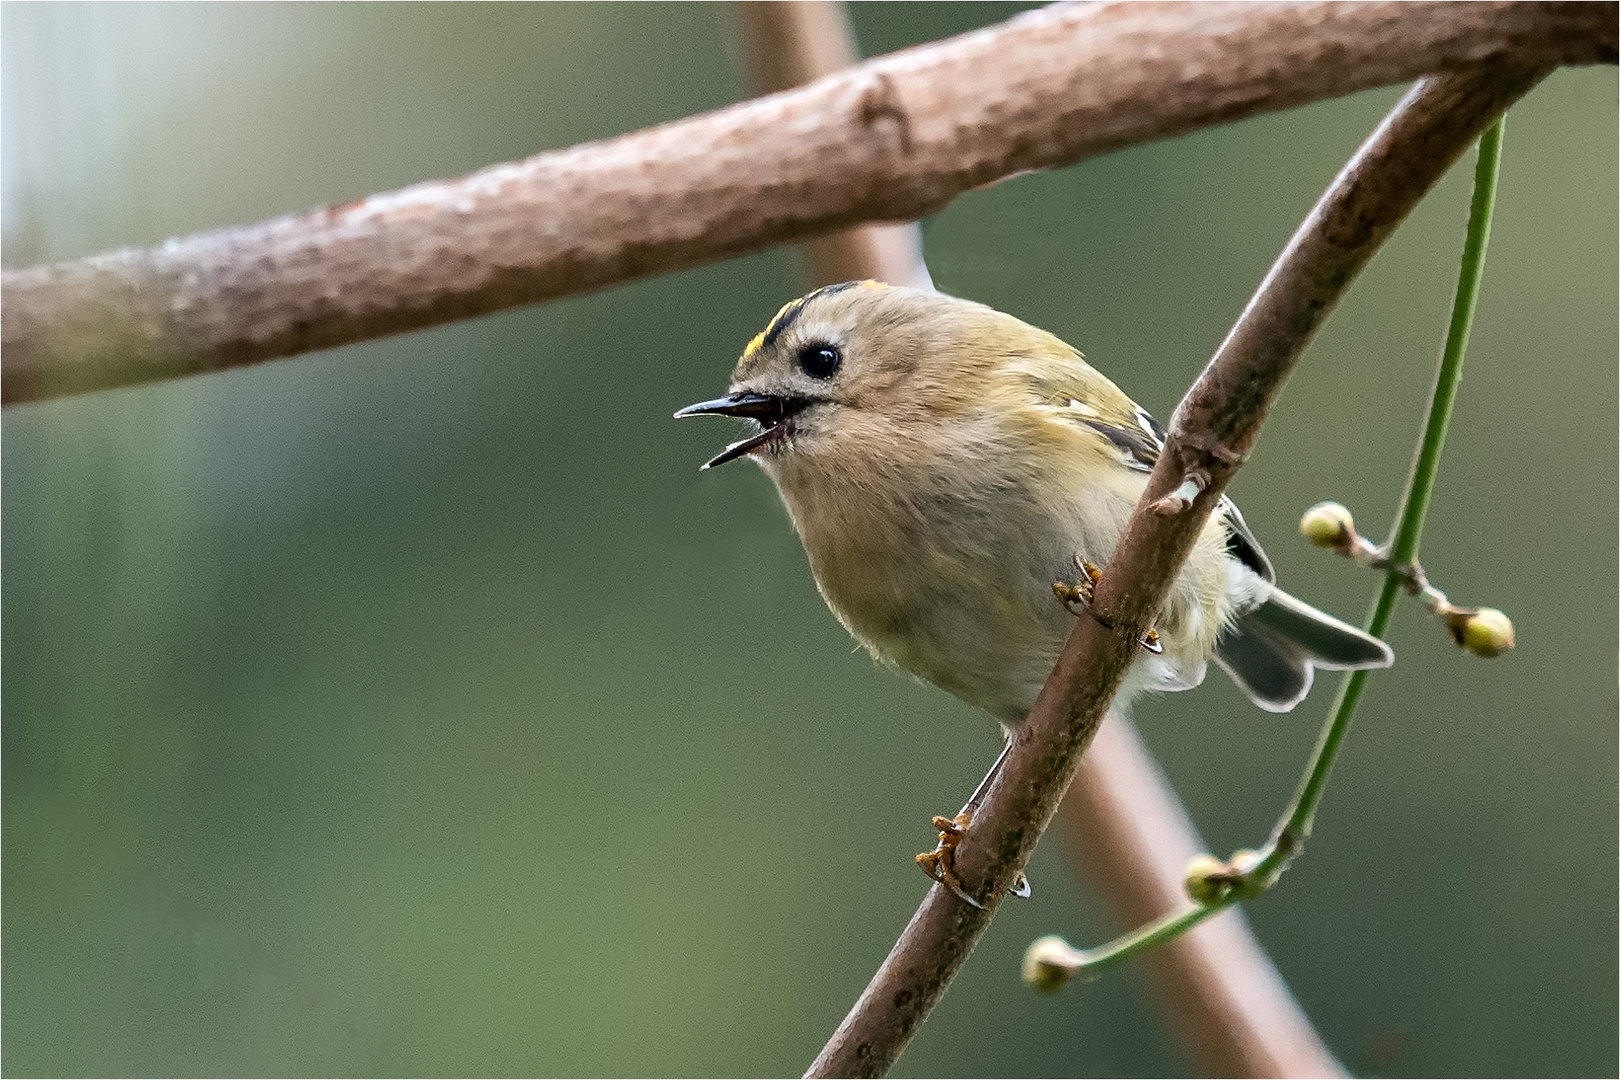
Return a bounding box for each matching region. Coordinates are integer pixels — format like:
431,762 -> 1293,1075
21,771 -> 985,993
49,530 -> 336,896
1299,502 -> 1355,548
1184,853 -> 1230,906
1022,935 -> 1080,994
1455,607 -> 1515,658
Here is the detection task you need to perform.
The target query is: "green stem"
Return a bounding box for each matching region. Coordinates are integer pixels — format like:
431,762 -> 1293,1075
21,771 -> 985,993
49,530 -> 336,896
1069,116 -> 1505,976
1267,114 -> 1503,858
1072,906 -> 1222,977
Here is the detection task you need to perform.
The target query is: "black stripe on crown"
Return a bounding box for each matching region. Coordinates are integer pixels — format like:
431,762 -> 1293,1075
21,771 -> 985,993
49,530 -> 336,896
758,281 -> 869,352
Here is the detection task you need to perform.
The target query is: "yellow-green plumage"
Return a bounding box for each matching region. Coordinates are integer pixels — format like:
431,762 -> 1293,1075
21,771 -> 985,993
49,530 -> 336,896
687,283 -> 1391,730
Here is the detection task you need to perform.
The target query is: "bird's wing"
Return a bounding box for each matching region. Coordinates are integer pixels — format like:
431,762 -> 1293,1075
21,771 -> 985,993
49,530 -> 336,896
1216,497 -> 1275,583
1069,401 -> 1166,476
1022,359 -> 1276,584
1010,349 -> 1168,475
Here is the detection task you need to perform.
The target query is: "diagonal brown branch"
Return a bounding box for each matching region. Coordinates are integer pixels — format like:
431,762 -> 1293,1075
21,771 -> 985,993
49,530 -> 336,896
735,3 -> 1348,1075
803,62 -> 1550,1080
3,2 -> 1611,405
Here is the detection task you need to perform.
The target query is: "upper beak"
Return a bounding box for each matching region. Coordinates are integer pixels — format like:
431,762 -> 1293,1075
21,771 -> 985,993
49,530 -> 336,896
673,391 -> 784,423
674,391 -> 802,469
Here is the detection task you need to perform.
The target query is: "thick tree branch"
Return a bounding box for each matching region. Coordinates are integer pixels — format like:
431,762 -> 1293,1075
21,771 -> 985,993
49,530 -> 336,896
732,1 -> 932,290
804,62 -> 1549,1080
738,3 -> 1346,1075
3,2 -> 1611,405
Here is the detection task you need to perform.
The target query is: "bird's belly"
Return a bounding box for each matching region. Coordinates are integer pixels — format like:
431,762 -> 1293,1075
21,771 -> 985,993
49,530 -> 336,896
809,522 -> 1082,727
806,519 -> 1230,727
782,454 -> 1231,726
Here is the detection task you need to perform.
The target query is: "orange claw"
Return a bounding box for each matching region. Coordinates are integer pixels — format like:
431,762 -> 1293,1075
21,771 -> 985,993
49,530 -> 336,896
916,811 -> 985,908
1056,560 -> 1165,653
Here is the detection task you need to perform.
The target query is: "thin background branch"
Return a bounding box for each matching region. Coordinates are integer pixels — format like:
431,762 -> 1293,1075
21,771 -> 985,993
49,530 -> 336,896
1060,717 -> 1345,1077
804,62 -> 1550,1080
733,2 -> 1346,1075
4,2 -> 1611,404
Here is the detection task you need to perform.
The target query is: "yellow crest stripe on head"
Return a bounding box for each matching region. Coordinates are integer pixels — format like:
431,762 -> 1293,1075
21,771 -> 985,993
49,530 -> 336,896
743,296 -> 807,359
741,281 -> 889,360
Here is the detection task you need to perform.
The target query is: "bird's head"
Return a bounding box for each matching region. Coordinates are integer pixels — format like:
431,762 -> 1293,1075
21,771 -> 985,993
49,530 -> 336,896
675,281 -> 1035,474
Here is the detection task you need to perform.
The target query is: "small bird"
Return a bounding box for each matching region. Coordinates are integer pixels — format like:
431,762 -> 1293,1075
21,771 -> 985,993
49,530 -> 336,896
677,282 -> 1391,899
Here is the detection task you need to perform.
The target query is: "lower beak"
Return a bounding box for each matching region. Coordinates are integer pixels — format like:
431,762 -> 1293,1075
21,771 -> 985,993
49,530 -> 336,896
674,392 -> 801,469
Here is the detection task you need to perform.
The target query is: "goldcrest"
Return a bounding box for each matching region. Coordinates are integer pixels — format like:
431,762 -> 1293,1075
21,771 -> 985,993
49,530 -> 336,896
678,282 -> 1392,732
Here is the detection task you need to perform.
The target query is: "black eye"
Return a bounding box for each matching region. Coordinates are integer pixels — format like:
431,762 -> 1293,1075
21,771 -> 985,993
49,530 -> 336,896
797,343 -> 842,380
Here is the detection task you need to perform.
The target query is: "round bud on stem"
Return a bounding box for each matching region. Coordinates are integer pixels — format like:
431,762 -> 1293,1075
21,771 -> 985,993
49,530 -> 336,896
1299,501 -> 1355,548
1184,853 -> 1232,906
1448,606 -> 1515,657
1021,935 -> 1082,994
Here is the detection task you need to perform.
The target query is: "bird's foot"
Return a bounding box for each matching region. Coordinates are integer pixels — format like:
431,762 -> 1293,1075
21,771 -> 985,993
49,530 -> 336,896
916,811 -> 981,907
1053,558 -> 1164,653
1052,559 -> 1104,613
916,810 -> 1031,907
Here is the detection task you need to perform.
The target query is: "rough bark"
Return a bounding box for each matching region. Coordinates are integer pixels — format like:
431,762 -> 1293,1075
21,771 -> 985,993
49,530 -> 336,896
4,2 -> 1612,404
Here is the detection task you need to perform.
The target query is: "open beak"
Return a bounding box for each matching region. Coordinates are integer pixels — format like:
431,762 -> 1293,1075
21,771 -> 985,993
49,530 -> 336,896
674,392 -> 804,469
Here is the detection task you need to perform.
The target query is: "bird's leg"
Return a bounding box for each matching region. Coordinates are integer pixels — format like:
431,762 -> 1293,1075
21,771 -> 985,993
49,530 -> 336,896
916,736 -> 1031,906
1054,557 -> 1164,653
920,554 -> 1166,906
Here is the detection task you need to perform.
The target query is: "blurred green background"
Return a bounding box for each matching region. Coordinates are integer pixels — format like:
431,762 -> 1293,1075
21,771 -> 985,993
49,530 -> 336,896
3,3 -> 1615,1076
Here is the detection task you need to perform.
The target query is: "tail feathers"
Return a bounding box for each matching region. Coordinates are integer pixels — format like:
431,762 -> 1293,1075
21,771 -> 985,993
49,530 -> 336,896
1214,588 -> 1393,713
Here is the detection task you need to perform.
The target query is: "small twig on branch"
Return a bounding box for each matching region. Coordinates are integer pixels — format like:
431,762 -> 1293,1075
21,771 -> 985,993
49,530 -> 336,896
4,1 -> 1612,405
736,2 -> 1348,1075
804,63 -> 1548,1080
